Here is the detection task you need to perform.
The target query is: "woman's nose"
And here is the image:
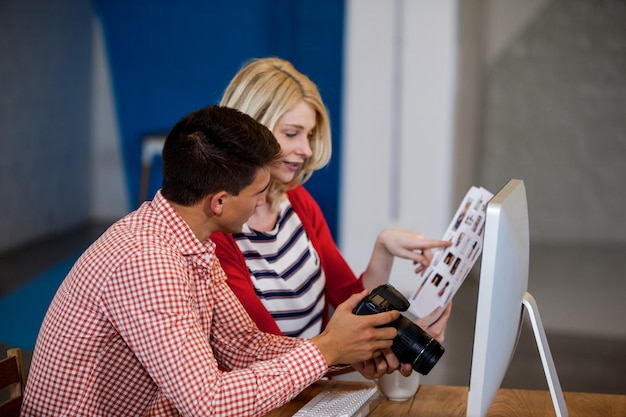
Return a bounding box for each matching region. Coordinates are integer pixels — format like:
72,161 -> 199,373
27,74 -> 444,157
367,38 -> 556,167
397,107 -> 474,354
298,138 -> 313,158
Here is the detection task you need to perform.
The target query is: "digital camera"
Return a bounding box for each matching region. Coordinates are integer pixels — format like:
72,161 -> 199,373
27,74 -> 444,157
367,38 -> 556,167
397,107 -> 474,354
354,284 -> 445,375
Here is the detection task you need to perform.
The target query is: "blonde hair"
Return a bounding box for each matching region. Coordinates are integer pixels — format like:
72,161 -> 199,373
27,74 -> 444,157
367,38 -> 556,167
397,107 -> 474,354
220,57 -> 332,208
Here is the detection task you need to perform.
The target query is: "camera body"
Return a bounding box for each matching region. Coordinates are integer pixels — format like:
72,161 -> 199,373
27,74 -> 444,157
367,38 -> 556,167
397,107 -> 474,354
354,284 -> 445,375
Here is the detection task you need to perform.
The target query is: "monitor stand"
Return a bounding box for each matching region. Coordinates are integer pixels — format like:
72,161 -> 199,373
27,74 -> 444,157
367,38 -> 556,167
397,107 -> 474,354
522,292 -> 569,417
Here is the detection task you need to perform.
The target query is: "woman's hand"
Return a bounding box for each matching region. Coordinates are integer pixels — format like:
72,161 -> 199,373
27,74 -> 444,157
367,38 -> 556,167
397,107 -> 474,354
377,228 -> 452,273
362,228 -> 452,290
414,302 -> 453,343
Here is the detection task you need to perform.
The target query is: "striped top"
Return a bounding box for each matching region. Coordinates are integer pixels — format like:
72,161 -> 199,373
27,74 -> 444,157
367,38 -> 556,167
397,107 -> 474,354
233,199 -> 326,338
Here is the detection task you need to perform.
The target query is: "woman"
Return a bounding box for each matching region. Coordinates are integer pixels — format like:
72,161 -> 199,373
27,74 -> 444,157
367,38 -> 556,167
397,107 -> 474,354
212,57 -> 452,342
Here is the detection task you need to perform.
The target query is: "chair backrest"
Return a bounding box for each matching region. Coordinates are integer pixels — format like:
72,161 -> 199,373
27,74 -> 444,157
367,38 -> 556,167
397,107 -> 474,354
0,348 -> 25,417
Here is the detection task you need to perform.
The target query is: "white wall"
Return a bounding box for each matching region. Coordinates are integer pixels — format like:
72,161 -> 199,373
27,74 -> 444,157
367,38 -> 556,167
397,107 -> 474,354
483,0 -> 551,67
90,15 -> 129,221
340,0 -> 459,297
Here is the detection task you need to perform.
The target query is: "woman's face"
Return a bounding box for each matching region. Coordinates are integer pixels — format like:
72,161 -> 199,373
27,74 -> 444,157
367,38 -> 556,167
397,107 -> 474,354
270,100 -> 315,184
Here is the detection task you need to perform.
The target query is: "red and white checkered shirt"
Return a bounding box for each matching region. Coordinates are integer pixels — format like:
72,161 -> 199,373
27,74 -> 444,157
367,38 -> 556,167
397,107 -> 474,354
22,191 -> 329,417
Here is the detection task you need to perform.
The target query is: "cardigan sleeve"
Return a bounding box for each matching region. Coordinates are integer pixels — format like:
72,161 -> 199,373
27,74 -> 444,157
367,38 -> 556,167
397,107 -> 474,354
211,231 -> 284,335
287,187 -> 365,310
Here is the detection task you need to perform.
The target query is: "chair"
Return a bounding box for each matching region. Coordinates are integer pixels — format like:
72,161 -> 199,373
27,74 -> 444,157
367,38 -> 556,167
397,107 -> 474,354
0,348 -> 25,417
138,134 -> 166,206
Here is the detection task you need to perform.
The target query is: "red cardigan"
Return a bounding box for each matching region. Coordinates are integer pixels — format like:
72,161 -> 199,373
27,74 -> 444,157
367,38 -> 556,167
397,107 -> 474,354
211,186 -> 365,336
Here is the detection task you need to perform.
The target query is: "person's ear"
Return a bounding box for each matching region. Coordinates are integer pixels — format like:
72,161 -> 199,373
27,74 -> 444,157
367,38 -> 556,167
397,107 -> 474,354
209,191 -> 228,215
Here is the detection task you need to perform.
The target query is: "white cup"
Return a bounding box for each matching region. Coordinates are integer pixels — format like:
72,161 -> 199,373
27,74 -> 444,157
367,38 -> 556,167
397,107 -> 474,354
377,371 -> 421,401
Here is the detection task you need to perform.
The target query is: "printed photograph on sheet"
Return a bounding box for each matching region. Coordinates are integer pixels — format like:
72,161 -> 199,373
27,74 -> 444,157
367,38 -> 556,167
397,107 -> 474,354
408,186 -> 494,324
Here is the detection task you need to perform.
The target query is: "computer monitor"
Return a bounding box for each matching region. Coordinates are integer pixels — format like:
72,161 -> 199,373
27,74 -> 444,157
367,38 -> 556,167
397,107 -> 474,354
466,179 -> 568,417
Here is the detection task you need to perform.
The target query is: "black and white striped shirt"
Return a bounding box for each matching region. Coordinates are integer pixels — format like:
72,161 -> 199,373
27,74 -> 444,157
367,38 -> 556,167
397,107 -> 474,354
233,199 -> 326,338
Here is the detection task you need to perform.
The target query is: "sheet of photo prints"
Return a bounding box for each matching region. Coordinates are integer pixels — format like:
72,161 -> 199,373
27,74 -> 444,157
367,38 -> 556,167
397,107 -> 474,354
408,186 -> 494,324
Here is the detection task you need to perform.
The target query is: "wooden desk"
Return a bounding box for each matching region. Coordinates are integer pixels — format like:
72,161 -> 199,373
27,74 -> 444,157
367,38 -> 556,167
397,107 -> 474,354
264,380 -> 626,417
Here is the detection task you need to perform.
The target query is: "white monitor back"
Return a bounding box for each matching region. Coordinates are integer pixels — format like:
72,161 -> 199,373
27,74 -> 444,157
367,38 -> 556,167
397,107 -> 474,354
466,179 -> 529,417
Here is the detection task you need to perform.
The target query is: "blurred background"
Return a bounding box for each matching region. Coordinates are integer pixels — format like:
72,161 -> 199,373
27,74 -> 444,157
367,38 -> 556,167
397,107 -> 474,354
1,0 -> 625,396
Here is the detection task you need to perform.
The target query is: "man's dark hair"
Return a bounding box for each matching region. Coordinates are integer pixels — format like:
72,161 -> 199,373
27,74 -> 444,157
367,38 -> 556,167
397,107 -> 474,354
161,105 -> 281,206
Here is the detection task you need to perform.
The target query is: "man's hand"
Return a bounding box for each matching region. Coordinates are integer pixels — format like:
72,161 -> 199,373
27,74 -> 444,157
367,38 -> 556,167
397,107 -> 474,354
351,348 -> 404,379
311,290 -> 399,366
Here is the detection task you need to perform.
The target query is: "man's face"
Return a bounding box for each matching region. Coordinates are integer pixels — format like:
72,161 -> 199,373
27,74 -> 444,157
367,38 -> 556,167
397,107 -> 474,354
218,168 -> 270,233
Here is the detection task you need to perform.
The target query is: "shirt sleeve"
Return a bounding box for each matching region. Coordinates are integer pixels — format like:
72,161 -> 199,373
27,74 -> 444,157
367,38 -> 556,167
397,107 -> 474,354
102,249 -> 329,417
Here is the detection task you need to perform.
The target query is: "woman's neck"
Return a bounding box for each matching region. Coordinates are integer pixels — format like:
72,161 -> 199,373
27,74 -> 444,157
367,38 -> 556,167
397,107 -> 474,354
247,202 -> 279,232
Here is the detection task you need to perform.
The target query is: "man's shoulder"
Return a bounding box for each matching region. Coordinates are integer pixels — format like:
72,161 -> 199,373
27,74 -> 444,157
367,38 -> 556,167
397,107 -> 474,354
90,210 -> 179,264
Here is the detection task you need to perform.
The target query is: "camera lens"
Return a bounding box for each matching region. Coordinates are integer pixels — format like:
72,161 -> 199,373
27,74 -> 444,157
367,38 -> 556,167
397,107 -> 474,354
391,316 -> 445,375
353,284 -> 445,375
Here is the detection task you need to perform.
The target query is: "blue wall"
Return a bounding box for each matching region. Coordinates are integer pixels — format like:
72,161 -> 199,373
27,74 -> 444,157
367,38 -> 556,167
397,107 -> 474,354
95,0 -> 345,238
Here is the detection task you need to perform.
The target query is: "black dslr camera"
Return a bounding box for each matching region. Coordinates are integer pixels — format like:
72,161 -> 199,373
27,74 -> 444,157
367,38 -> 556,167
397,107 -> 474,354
354,284 -> 445,375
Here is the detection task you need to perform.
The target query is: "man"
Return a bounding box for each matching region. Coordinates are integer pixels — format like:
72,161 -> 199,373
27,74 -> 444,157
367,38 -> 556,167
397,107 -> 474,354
21,106 -> 400,417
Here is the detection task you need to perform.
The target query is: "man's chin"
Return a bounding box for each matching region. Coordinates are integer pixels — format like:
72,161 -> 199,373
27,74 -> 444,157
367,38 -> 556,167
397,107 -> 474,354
231,225 -> 245,234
